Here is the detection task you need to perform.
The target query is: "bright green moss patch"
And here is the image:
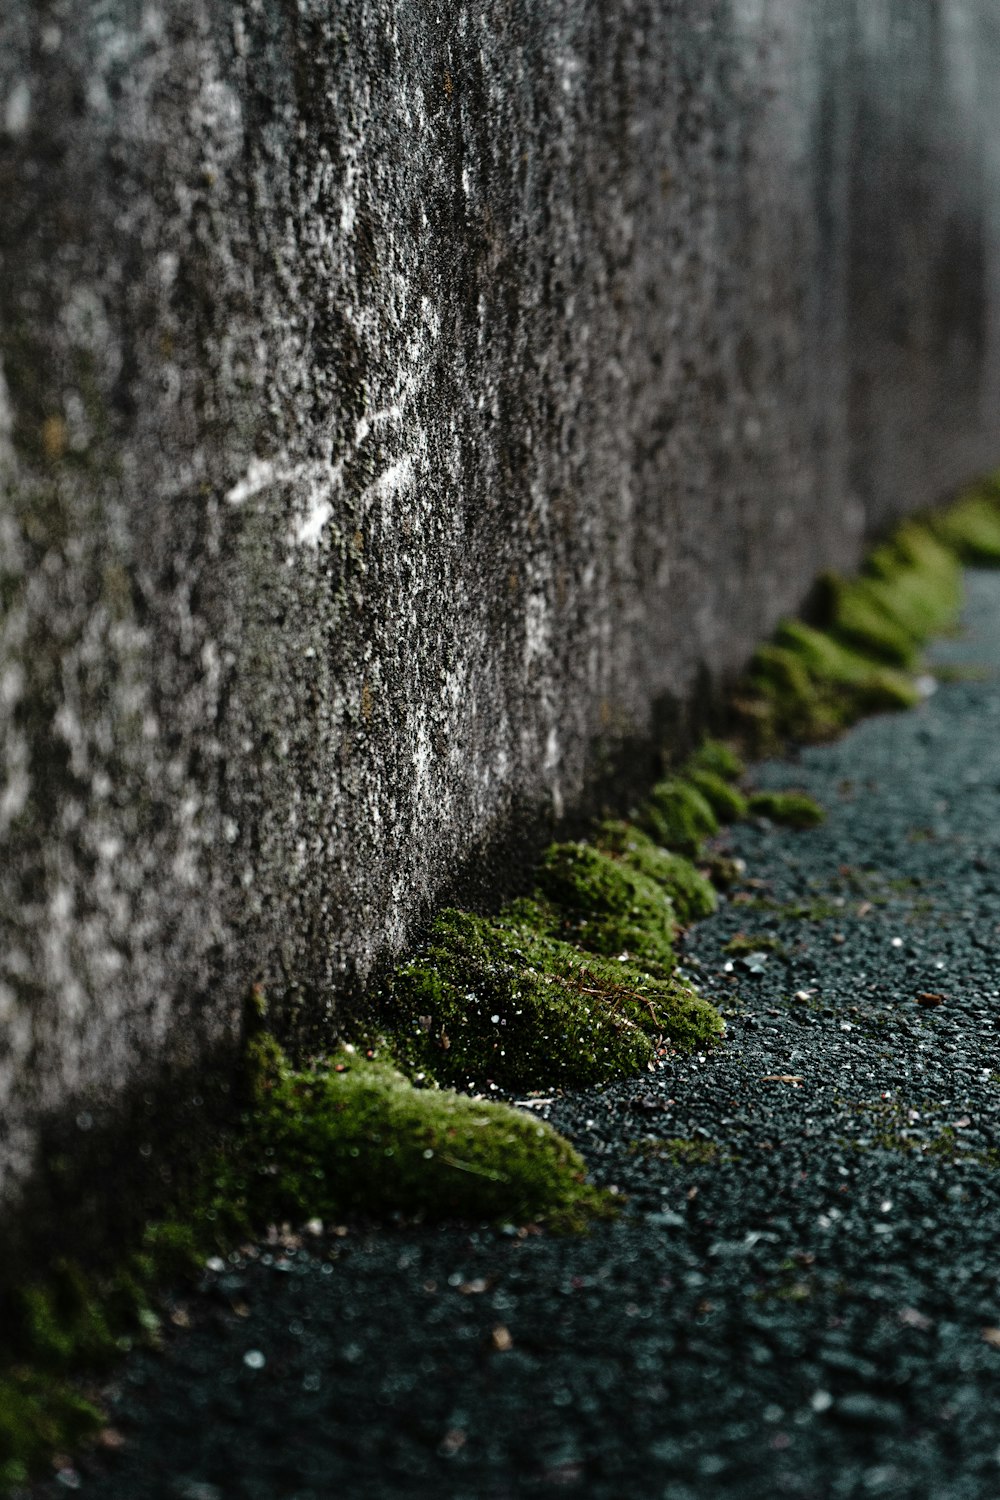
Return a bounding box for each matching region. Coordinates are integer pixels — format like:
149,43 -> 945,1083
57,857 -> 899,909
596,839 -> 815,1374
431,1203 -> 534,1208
640,777 -> 718,855
738,625 -> 919,747
747,790 -> 826,828
387,908 -> 722,1091
929,489 -> 1000,562
534,841 -> 676,973
244,1050 -> 612,1232
827,524 -> 961,665
595,821 -> 718,922
822,574 -> 919,667
685,738 -> 745,782
730,496 -> 1000,752
740,642 -> 848,744
683,766 -> 748,822
773,620 -> 920,711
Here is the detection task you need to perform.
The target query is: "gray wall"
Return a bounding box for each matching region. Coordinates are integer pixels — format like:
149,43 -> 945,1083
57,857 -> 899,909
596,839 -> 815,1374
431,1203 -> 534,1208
1,0 -> 999,1203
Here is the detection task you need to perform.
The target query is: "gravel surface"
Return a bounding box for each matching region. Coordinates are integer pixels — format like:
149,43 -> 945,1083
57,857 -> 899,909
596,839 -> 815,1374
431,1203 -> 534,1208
42,573 -> 1000,1500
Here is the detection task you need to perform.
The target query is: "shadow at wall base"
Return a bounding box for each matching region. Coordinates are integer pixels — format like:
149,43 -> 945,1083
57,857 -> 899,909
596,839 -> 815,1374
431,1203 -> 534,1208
0,1043 -> 243,1310
0,679 -> 730,1287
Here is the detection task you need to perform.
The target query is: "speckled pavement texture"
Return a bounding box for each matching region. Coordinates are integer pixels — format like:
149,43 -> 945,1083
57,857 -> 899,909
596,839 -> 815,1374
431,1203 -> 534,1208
41,571 -> 1000,1499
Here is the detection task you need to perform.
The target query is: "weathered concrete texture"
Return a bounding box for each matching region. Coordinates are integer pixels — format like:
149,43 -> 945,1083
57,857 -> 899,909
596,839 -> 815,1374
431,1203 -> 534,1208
1,2 -> 999,1200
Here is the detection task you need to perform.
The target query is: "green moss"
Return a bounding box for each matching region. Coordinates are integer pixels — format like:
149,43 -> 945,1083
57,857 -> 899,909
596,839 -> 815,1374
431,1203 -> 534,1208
685,738 -> 745,782
630,1136 -> 724,1167
682,766 -> 748,821
12,1265 -> 118,1372
595,821 -> 718,922
823,575 -> 919,667
747,790 -> 826,828
745,643 -> 847,738
873,522 -> 962,632
834,1099 -> 1000,1166
818,524 -> 961,670
534,841 -> 676,974
734,894 -> 841,922
0,1372 -> 102,1492
723,933 -> 787,958
773,620 -> 920,712
0,1024 -> 619,1489
640,777 -> 718,855
734,541 -> 945,746
242,1050 -> 612,1232
1,1241 -> 212,1489
929,490 -> 1000,562
387,908 -> 722,1091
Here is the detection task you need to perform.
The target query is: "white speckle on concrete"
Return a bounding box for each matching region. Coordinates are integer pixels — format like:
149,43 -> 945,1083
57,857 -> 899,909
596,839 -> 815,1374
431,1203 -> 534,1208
4,81 -> 31,137
225,457 -> 278,506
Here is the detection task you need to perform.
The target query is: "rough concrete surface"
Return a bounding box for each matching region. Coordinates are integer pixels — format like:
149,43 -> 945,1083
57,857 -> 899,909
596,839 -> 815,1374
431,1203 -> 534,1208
2,2 -> 1000,1201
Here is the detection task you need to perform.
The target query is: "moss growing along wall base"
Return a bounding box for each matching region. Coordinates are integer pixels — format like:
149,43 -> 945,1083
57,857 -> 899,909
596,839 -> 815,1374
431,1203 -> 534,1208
5,0 -> 1000,1249
5,480 -> 1000,1490
731,494 -> 1000,752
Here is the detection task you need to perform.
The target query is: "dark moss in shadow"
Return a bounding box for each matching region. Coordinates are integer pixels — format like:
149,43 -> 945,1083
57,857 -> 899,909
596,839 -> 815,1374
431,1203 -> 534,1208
0,1025 -> 616,1490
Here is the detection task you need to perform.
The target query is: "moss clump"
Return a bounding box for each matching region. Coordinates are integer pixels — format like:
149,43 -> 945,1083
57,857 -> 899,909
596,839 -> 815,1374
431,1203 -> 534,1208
773,620 -> 920,713
739,642 -> 848,744
640,777 -> 718,855
534,841 -> 676,974
388,908 -> 723,1090
737,618 -> 920,748
0,1373 -> 102,1493
1,1227 -> 222,1491
821,575 -> 919,667
747,790 -> 826,828
732,505 -> 985,752
243,1050 -> 612,1232
685,738 -> 745,782
596,821 -> 718,922
683,766 -> 748,822
929,488 -> 1000,562
822,523 -> 961,666
389,908 -> 654,1087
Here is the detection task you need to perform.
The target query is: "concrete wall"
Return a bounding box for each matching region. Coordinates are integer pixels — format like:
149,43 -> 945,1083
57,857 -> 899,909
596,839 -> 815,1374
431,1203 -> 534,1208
2,0 -> 1000,1203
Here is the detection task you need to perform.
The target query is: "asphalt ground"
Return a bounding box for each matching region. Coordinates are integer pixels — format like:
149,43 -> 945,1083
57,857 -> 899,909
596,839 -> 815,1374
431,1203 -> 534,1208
38,570 -> 1000,1500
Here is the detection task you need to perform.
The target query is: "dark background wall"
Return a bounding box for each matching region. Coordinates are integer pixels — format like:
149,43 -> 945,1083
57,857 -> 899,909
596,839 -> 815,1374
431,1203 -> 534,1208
1,0 -> 999,1205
